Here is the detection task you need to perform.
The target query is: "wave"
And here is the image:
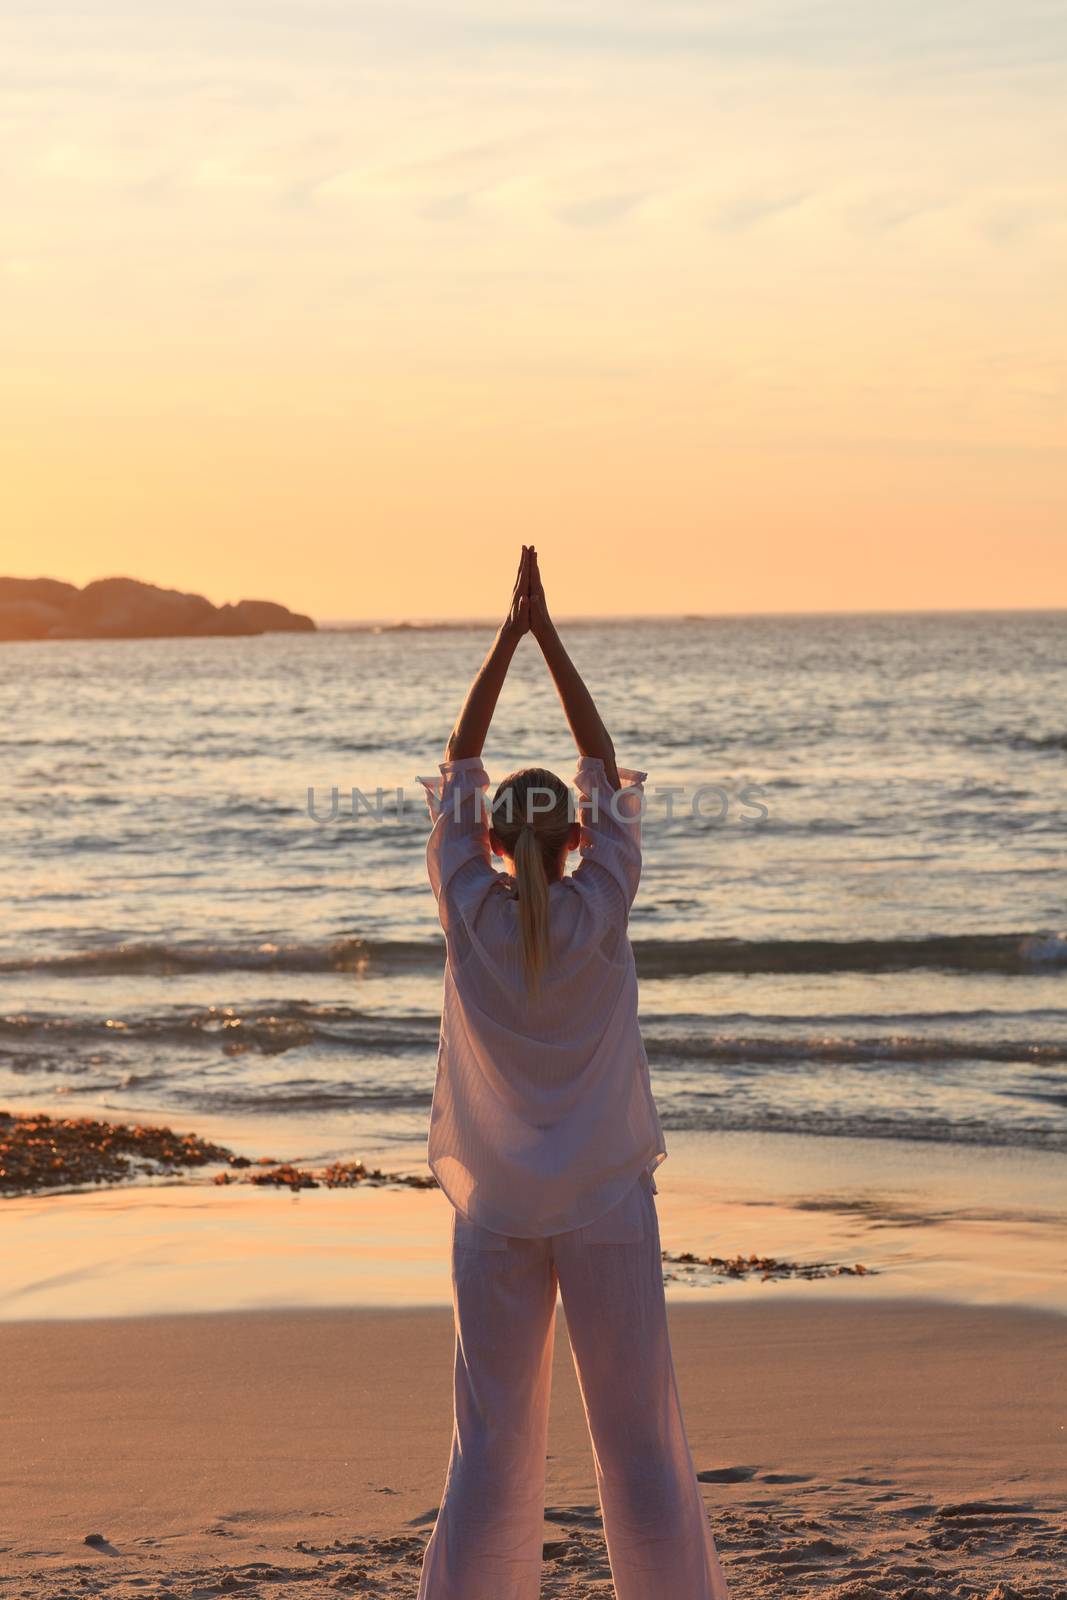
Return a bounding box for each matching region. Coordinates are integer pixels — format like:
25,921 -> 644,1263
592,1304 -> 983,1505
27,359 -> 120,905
0,938 -> 439,977
0,1003 -> 438,1056
2,929 -> 1065,979
145,1094 -> 1067,1148
974,728 -> 1067,756
164,1082 -> 435,1114
4,999 -> 1065,1075
658,1106 -> 1067,1155
2,1067 -> 1056,1154
634,931 -> 1067,976
644,1033 -> 1067,1066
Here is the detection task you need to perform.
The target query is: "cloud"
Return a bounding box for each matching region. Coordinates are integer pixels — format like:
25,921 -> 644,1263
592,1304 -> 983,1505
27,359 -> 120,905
418,190 -> 475,221
554,189 -> 649,227
842,189 -> 951,235
707,186 -> 812,232
977,199 -> 1067,243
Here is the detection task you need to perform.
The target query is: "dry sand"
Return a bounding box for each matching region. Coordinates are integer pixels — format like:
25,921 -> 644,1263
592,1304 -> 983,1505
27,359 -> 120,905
2,1298 -> 1064,1599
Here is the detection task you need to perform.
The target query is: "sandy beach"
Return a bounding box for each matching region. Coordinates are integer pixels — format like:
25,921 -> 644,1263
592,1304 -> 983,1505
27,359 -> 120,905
3,1112 -> 1065,1597
3,1297 -> 1064,1599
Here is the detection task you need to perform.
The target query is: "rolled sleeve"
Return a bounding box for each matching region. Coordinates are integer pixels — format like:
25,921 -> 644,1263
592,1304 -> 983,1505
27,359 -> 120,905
572,756 -> 647,913
418,758 -> 495,927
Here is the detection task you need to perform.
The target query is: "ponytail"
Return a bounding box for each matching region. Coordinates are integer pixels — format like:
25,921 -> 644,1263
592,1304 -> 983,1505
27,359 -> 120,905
492,767 -> 573,996
512,823 -> 550,994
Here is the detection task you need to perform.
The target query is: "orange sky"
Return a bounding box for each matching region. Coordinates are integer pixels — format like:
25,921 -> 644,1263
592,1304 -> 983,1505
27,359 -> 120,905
3,2 -> 1065,620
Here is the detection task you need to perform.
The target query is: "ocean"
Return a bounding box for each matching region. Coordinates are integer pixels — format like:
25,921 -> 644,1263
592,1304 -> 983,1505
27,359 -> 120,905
2,612 -> 1065,1162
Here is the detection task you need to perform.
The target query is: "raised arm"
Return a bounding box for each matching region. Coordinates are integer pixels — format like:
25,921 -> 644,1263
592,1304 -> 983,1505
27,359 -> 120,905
444,546 -> 531,761
529,548 -> 621,790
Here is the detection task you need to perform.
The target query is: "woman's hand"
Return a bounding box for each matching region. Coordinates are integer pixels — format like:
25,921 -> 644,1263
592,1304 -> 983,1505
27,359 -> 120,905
529,546 -> 619,787
528,547 -> 553,642
501,545 -> 532,642
444,547 -> 529,761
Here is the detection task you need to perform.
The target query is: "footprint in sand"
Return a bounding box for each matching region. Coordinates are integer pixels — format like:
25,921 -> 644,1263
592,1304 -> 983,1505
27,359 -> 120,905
937,1500 -> 1033,1517
697,1465 -> 760,1483
544,1504 -> 603,1526
755,1536 -> 851,1563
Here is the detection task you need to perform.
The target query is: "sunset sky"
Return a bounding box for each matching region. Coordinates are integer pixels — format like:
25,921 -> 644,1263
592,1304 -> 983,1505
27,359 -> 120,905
3,1 -> 1065,620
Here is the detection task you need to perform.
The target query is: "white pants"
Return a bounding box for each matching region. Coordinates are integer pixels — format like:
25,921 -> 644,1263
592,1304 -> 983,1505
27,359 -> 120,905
417,1171 -> 730,1600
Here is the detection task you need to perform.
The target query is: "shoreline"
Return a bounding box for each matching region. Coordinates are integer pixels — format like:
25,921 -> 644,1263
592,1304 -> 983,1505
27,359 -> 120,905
4,1117 -> 1065,1323
4,1298 -> 1064,1599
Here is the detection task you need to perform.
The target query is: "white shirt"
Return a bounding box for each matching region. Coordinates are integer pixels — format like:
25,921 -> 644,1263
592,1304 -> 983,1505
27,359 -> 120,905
419,754 -> 667,1237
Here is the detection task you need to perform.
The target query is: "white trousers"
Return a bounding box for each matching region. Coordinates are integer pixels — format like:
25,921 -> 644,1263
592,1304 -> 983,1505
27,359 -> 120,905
417,1171 -> 730,1600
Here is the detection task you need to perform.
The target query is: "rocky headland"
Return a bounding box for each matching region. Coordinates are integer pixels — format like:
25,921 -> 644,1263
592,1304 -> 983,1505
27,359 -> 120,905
0,576 -> 316,640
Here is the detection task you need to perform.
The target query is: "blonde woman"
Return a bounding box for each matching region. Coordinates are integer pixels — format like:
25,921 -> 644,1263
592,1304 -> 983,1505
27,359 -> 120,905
417,547 -> 729,1600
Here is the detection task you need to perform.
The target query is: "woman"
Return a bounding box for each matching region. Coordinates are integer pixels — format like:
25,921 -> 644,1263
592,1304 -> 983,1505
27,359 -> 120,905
416,547 -> 729,1600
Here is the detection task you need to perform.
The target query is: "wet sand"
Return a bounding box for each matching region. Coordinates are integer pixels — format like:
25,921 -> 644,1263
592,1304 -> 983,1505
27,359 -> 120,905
3,1298 -> 1064,1599
5,1135 -> 1066,1321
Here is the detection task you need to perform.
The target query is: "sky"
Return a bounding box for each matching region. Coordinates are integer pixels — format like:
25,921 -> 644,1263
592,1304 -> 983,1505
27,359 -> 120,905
2,0 -> 1065,620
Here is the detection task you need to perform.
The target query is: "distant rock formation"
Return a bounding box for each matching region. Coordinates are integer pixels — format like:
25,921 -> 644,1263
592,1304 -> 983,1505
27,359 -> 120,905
0,576 -> 316,641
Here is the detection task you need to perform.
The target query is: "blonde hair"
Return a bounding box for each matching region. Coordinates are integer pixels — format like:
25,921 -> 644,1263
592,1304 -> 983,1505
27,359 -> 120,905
492,768 -> 573,994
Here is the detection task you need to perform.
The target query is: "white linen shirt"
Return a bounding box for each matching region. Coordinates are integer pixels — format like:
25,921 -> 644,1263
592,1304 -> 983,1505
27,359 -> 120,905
419,754 -> 667,1237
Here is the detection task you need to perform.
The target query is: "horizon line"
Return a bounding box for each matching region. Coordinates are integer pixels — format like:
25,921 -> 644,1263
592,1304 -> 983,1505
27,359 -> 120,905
318,604 -> 1067,628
